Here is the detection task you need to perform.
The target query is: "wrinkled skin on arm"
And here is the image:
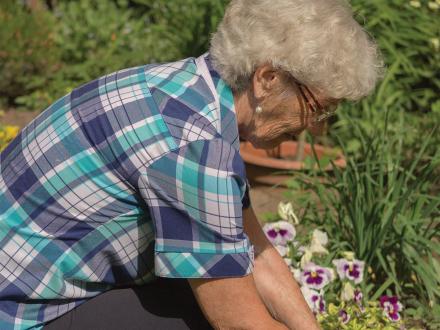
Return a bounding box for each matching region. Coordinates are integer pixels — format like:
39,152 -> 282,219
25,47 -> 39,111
187,206 -> 319,330
188,274 -> 288,330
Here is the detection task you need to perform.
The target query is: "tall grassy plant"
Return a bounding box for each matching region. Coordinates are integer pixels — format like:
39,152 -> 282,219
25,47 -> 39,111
333,0 -> 440,161
288,113 -> 440,314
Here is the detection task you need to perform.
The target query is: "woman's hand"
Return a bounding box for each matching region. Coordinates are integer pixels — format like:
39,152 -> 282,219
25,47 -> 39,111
242,207 -> 321,330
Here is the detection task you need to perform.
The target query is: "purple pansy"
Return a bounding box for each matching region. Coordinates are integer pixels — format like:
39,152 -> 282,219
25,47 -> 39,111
300,262 -> 334,290
300,286 -> 326,314
354,289 -> 363,304
263,221 -> 296,246
380,295 -> 403,322
338,309 -> 350,324
354,289 -> 365,312
332,258 -> 365,284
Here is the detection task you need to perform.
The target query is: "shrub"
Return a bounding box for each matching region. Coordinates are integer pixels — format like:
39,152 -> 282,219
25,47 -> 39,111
134,0 -> 229,62
0,1 -> 61,107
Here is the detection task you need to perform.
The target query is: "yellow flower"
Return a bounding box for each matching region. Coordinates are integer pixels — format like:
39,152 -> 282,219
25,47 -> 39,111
428,1 -> 439,9
411,273 -> 419,283
328,303 -> 339,315
409,0 -> 421,7
430,38 -> 440,51
4,126 -> 19,140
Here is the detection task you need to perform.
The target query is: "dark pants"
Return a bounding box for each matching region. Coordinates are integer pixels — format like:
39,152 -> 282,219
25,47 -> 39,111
43,277 -> 213,330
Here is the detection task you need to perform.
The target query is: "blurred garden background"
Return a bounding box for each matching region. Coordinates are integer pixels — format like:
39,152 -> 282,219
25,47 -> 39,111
0,0 -> 439,329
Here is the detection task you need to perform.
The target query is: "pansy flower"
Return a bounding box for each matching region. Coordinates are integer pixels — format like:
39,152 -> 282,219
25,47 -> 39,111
277,202 -> 299,224
300,262 -> 334,290
263,221 -> 296,246
290,267 -> 301,282
333,258 -> 365,284
340,282 -> 355,301
354,289 -> 364,307
380,295 -> 403,322
300,286 -> 326,314
275,244 -> 290,257
311,229 -> 328,247
338,309 -> 350,324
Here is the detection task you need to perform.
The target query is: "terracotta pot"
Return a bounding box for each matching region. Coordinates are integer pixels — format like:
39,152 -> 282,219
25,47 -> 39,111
239,140 -> 346,186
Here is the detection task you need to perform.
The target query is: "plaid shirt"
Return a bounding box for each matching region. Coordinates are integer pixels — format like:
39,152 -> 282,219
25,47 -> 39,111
0,53 -> 254,329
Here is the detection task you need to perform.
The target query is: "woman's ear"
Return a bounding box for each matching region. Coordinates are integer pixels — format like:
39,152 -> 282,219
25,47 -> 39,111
252,64 -> 280,99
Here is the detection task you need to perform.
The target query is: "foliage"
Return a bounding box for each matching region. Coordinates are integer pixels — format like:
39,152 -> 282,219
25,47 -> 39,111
0,1 -> 61,107
332,0 -> 440,161
261,220 -> 412,329
318,302 -> 404,330
136,0 -> 228,62
52,0 -> 150,85
12,0 -> 155,109
282,116 -> 440,325
4,0 -> 230,110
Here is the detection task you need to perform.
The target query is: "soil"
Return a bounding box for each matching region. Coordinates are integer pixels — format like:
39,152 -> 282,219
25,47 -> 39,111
0,109 -> 41,128
0,108 -> 288,220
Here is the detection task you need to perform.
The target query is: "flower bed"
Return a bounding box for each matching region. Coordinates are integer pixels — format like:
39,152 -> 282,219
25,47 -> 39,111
262,204 -> 427,329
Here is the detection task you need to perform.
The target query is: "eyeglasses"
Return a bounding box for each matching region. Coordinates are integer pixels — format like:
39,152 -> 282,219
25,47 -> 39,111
292,77 -> 338,124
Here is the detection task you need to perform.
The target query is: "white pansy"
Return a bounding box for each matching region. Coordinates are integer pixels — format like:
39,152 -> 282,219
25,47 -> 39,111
312,229 -> 328,247
291,267 -> 301,282
309,239 -> 329,255
300,286 -> 326,314
284,258 -> 292,266
277,202 -> 299,224
275,244 -> 290,257
263,220 -> 296,246
341,282 -> 355,301
300,249 -> 313,269
297,245 -> 307,255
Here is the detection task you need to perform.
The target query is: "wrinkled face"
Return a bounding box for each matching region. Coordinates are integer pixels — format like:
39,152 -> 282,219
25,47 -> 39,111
245,70 -> 339,149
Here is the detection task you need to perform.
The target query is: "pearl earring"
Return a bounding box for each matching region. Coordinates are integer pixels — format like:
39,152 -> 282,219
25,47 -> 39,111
256,105 -> 263,114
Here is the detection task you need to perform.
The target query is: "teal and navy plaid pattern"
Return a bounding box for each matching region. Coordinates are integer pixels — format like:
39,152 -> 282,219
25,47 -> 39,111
0,53 -> 254,329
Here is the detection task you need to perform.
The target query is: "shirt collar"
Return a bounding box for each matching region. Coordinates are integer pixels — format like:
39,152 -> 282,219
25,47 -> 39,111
201,53 -> 240,150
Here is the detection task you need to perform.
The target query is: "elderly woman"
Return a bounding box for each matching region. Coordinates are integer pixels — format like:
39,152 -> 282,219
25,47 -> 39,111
0,0 -> 385,329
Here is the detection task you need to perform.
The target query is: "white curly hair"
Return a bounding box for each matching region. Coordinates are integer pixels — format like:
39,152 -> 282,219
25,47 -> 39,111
209,0 -> 386,101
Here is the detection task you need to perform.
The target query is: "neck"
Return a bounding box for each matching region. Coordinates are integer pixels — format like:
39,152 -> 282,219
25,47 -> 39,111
233,89 -> 255,141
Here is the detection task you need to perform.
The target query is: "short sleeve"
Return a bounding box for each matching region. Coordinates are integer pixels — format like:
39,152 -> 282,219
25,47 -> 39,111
137,138 -> 255,278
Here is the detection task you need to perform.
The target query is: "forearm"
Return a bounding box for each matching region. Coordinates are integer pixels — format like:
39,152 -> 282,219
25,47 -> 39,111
253,245 -> 320,330
243,207 -> 320,330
